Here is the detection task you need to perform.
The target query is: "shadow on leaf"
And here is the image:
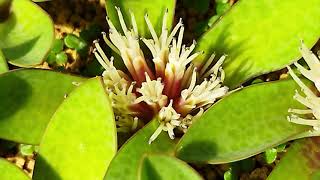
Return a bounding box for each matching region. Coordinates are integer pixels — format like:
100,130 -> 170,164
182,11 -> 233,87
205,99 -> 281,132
176,140 -> 217,163
33,155 -> 62,180
0,73 -> 31,120
3,36 -> 40,60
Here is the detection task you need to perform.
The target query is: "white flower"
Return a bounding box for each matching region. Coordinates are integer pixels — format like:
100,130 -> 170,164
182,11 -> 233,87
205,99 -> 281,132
135,73 -> 168,112
177,56 -> 229,116
93,7 -> 228,143
287,41 -> 320,130
149,100 -> 181,144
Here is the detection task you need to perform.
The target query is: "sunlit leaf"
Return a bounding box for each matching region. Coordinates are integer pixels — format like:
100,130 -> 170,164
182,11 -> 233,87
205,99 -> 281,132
106,0 -> 176,37
0,0 -> 54,66
139,154 -> 202,180
194,0 -> 320,88
0,49 -> 7,73
0,69 -> 86,144
105,119 -> 175,180
0,158 -> 30,180
268,137 -> 320,180
33,78 -> 117,180
176,80 -> 311,163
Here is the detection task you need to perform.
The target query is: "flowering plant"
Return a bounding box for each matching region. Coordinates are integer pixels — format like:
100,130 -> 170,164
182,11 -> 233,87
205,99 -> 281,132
93,8 -> 228,143
0,0 -> 320,179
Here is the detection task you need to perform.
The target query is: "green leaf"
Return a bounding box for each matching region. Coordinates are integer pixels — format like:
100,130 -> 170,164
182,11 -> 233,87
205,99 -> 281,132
251,78 -> 264,85
194,15 -> 219,37
0,49 -> 8,73
19,144 -> 36,156
0,0 -> 54,67
263,148 -> 277,164
176,80 -> 311,164
0,158 -> 30,180
105,119 -> 175,180
46,51 -> 56,65
64,34 -> 87,51
194,0 -> 320,88
224,168 -> 237,180
288,129 -> 320,141
276,144 -> 286,152
33,77 -> 117,180
139,154 -> 203,180
51,39 -> 64,54
267,137 -> 320,180
207,15 -> 219,27
0,69 -> 86,144
215,2 -> 231,15
106,0 -> 176,37
55,52 -> 68,65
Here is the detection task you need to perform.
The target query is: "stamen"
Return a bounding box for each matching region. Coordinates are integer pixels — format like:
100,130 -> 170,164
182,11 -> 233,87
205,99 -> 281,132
93,48 -> 109,70
287,65 -> 316,98
177,69 -> 228,116
149,100 -> 181,143
135,73 -> 168,111
161,8 -> 168,34
94,40 -> 110,66
181,67 -> 197,99
129,10 -> 138,36
181,64 -> 195,89
287,41 -> 320,129
102,32 -> 120,55
163,41 -> 203,98
145,13 -> 160,46
176,25 -> 184,55
299,40 -> 320,70
106,10 -> 155,84
288,108 -> 313,114
200,53 -> 216,76
106,16 -> 117,30
115,7 -> 129,35
202,55 -> 227,78
288,115 -> 320,129
179,42 -> 196,64
295,41 -> 320,91
185,51 -> 202,66
142,38 -> 157,57
167,18 -> 183,46
293,91 -> 315,110
149,124 -> 164,144
219,67 -> 226,82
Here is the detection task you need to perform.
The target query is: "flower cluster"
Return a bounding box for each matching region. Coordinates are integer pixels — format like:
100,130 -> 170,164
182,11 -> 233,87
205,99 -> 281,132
287,41 -> 320,130
94,8 -> 228,143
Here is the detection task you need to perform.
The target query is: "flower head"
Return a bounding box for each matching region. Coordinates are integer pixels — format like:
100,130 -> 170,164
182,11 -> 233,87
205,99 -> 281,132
94,7 -> 228,143
287,41 -> 320,130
